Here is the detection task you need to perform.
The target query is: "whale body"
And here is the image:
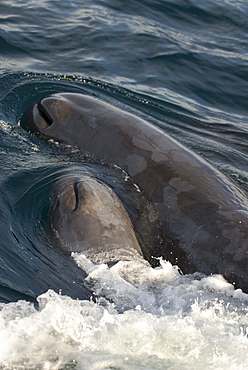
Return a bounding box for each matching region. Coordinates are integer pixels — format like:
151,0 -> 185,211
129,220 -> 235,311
26,93 -> 248,292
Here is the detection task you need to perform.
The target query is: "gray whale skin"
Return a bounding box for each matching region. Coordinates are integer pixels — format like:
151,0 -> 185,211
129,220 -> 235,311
26,93 -> 248,292
51,175 -> 145,266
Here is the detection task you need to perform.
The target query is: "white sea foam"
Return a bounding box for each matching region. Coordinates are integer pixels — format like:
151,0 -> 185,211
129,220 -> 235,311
0,256 -> 248,369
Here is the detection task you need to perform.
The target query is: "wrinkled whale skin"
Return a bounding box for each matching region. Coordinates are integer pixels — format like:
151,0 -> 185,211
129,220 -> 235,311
26,93 -> 248,291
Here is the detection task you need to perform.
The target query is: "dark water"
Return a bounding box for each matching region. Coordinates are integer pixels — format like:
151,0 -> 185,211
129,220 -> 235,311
0,0 -> 248,368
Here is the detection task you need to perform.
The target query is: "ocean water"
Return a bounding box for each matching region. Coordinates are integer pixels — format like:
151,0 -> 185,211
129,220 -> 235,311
0,0 -> 248,368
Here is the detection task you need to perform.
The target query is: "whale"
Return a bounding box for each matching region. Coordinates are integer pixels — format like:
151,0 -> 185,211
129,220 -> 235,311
51,175 -> 146,266
25,93 -> 248,292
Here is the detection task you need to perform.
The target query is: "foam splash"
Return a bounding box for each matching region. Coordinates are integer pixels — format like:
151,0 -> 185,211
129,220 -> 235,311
0,257 -> 248,369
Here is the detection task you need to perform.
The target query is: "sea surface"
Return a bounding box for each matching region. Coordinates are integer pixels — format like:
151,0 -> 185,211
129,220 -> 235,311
0,0 -> 248,369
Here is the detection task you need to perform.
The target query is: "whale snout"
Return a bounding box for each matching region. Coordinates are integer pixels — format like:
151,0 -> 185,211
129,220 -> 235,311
36,100 -> 54,128
25,93 -> 103,146
26,100 -> 52,133
25,96 -> 67,138
53,180 -> 80,214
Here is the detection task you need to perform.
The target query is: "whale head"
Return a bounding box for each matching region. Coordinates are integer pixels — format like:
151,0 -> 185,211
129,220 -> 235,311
51,175 -> 143,265
25,93 -> 105,144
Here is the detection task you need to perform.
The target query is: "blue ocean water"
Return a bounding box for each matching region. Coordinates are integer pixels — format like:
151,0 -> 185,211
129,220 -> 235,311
0,0 -> 248,368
